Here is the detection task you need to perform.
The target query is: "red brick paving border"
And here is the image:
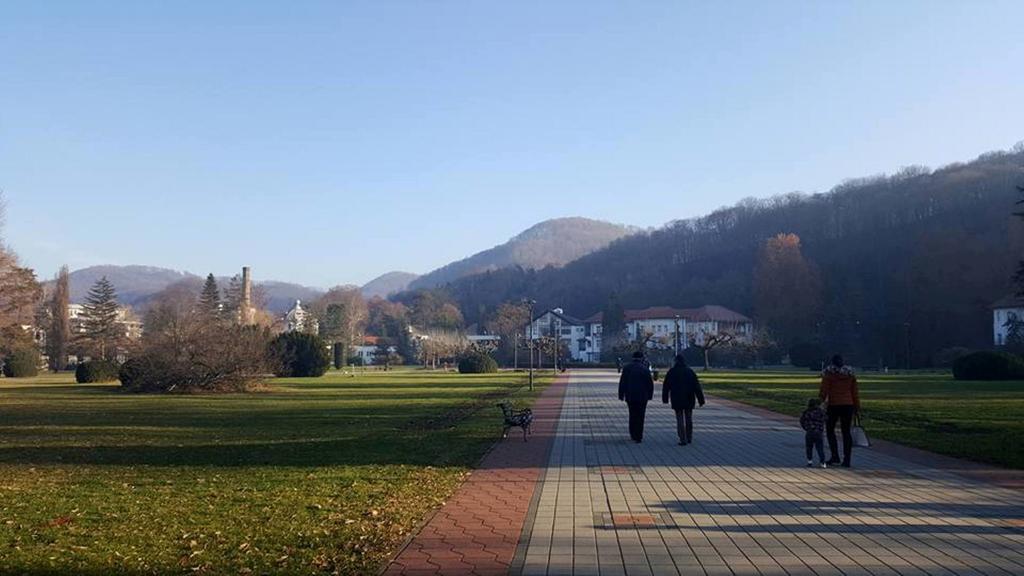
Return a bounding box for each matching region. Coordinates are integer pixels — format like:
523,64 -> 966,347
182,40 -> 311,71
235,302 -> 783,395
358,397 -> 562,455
384,374 -> 569,576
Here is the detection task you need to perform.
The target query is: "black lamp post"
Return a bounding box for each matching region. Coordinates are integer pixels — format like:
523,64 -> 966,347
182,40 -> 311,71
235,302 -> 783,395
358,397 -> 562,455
523,299 -> 536,390
674,314 -> 681,356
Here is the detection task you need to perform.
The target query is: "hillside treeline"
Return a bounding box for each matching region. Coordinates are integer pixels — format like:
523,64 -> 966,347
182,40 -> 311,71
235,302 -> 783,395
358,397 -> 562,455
417,148 -> 1024,368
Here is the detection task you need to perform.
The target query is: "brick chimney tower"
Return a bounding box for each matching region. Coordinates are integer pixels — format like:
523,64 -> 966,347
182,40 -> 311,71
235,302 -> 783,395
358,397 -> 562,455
241,266 -> 254,324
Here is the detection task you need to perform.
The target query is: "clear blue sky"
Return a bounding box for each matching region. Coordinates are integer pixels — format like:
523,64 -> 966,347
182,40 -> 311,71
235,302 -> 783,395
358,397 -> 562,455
2,1 -> 1022,288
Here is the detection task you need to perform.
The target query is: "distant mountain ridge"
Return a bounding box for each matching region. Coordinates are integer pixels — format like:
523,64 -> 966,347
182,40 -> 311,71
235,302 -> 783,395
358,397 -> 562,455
58,218 -> 635,311
361,271 -> 419,298
64,265 -> 195,306
409,217 -> 634,290
62,265 -> 324,314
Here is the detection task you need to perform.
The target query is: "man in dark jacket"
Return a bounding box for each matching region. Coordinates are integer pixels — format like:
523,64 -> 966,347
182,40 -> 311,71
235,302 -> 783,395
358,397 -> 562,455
619,351 -> 654,442
661,354 -> 705,445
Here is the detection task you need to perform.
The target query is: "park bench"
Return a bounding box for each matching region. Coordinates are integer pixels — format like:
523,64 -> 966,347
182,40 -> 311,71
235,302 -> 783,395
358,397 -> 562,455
498,402 -> 533,442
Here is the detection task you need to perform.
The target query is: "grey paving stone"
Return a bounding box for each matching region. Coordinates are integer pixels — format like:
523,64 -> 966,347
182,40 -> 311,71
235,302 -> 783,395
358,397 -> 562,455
513,370 -> 1024,576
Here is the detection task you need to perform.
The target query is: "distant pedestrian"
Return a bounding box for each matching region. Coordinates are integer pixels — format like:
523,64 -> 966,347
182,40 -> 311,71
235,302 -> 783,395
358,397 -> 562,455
615,357 -> 623,373
819,354 -> 860,467
661,354 -> 705,445
800,398 -> 827,467
618,351 -> 654,443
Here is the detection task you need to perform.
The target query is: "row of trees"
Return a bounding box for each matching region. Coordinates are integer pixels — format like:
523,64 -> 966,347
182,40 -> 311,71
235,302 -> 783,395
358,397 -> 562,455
1,195 -> 136,375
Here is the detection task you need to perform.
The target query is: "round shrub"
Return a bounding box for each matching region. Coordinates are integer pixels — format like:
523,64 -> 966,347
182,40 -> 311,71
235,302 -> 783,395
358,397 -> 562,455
952,350 -> 1024,380
75,359 -> 120,383
270,332 -> 331,377
789,342 -> 825,369
458,353 -> 498,374
117,358 -> 145,390
2,348 -> 40,378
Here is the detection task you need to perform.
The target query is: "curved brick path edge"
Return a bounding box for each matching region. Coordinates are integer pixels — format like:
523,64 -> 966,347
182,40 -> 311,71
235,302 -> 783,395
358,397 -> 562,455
383,373 -> 569,576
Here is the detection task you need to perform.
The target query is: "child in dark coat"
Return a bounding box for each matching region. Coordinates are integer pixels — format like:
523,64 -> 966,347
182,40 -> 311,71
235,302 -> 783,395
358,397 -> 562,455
800,398 -> 827,468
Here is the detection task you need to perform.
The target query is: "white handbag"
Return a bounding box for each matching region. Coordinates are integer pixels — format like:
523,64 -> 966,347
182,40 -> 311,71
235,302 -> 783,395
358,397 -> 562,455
851,415 -> 871,448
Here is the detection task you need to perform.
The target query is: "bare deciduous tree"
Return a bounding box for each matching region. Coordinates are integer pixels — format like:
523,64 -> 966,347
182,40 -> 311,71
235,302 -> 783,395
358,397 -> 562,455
124,283 -> 271,392
312,286 -> 368,348
688,331 -> 735,372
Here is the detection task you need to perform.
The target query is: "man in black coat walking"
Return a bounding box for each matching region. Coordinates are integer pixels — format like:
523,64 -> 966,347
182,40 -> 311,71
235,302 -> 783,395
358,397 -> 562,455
619,351 -> 654,443
662,354 -> 705,445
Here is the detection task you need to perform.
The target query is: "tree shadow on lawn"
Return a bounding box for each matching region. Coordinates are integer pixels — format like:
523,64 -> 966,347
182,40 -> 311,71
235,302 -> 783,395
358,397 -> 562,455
0,391 -> 542,467
0,429 -> 502,467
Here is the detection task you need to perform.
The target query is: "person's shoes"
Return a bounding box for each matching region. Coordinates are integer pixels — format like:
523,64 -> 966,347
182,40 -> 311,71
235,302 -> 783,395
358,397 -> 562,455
678,441 -> 688,446
826,458 -> 841,466
819,463 -> 828,469
806,460 -> 814,467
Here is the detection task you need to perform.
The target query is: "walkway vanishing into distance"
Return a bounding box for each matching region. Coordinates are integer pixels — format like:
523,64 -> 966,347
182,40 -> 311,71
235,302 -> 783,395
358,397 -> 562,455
388,370 -> 1024,575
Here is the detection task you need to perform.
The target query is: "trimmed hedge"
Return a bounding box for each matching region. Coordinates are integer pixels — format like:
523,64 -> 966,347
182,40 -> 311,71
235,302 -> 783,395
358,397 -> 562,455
270,332 -> 331,377
2,348 -> 40,378
75,359 -> 120,383
458,353 -> 498,374
952,350 -> 1024,381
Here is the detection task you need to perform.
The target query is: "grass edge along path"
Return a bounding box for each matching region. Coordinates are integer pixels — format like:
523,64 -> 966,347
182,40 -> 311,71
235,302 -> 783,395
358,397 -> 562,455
700,370 -> 1024,471
383,372 -> 569,576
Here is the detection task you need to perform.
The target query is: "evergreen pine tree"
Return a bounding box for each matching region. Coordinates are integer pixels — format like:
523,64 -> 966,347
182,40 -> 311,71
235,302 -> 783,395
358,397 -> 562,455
198,273 -> 221,320
222,274 -> 242,322
46,265 -> 71,370
80,276 -> 120,360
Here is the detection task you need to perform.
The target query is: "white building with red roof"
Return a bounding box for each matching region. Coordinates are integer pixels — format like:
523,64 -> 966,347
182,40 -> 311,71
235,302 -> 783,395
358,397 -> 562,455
527,304 -> 754,364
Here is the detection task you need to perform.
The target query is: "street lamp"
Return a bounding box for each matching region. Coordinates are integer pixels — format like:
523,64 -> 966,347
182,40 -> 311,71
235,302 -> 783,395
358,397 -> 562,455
674,314 -> 681,356
513,332 -> 519,371
553,316 -> 560,373
523,299 -> 536,391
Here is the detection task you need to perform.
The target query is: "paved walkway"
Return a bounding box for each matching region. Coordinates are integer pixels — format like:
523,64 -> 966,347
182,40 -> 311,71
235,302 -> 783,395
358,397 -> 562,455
385,374 -> 568,576
517,370 -> 1024,576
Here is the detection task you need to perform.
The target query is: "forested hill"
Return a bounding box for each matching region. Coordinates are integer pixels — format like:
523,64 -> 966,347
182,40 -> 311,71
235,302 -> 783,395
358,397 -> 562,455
408,217 -> 634,290
437,147 -> 1024,367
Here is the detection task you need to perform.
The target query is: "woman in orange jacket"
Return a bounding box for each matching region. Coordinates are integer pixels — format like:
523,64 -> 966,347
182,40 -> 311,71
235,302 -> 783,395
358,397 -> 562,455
819,354 -> 860,467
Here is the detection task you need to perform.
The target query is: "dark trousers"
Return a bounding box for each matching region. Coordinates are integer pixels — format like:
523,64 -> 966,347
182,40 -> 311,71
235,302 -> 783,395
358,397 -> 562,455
805,432 -> 825,462
826,405 -> 855,464
627,401 -> 648,441
675,408 -> 694,443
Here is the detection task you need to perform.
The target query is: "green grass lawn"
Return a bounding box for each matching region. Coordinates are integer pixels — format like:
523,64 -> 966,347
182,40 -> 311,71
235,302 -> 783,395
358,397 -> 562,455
700,370 -> 1024,470
0,369 -> 550,575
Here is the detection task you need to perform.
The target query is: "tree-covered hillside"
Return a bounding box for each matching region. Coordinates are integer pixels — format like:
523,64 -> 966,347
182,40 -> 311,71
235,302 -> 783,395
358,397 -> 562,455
432,147 -> 1024,367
